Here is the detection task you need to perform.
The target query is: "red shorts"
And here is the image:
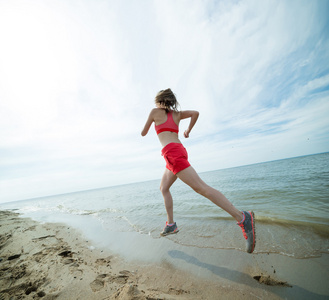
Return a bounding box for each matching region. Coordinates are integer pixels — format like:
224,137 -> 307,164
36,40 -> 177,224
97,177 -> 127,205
161,143 -> 190,175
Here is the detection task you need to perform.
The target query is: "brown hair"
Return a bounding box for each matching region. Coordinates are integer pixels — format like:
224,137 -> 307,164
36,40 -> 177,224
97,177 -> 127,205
155,88 -> 180,112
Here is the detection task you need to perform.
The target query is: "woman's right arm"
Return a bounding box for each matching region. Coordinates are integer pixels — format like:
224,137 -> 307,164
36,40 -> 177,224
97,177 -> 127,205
180,110 -> 199,138
141,109 -> 156,136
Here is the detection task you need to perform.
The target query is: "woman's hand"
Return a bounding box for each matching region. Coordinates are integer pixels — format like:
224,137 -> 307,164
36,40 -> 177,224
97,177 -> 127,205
184,130 -> 190,138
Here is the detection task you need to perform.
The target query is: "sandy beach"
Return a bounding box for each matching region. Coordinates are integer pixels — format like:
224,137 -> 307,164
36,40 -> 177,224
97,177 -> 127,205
1,210 -> 328,300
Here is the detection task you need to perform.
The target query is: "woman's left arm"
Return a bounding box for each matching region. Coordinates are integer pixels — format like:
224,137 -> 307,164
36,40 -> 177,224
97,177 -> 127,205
141,109 -> 156,136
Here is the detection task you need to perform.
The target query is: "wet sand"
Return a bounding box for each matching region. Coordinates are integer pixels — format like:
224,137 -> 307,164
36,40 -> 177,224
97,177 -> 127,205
0,210 -> 328,299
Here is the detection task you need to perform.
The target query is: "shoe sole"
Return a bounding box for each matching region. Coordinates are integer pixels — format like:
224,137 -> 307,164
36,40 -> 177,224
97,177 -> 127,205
249,211 -> 256,253
160,229 -> 179,237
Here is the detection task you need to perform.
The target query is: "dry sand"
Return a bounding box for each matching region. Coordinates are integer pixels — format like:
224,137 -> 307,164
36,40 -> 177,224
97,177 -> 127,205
1,210 -> 328,299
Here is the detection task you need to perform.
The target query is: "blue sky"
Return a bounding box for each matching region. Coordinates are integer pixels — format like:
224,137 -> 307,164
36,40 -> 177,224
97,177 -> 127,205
0,0 -> 328,203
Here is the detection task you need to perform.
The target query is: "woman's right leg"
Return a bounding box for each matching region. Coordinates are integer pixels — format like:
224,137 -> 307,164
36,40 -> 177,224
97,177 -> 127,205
160,168 -> 177,224
177,166 -> 243,222
177,166 -> 255,253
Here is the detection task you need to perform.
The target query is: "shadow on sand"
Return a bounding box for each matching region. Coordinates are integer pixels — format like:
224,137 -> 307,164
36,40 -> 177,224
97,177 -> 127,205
167,250 -> 328,300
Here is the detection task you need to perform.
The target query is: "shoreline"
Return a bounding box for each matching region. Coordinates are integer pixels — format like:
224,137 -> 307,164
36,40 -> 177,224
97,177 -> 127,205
1,210 -> 328,299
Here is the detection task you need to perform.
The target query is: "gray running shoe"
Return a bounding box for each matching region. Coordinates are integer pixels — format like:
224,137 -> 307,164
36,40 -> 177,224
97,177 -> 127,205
160,222 -> 179,236
237,211 -> 256,253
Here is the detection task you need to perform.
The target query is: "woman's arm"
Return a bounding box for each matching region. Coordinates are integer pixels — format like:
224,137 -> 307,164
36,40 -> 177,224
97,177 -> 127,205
180,110 -> 199,138
141,109 -> 156,136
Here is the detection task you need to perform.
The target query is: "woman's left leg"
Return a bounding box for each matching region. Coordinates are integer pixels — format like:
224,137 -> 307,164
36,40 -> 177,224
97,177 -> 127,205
160,168 -> 177,224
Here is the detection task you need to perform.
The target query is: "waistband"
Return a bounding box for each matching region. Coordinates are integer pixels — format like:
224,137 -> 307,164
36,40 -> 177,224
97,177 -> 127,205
161,142 -> 183,155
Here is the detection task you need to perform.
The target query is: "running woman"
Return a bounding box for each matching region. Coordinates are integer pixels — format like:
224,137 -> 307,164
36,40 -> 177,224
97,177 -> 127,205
141,88 -> 256,253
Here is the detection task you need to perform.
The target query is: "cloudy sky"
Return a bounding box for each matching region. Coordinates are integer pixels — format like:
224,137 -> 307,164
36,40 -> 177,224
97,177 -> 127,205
1,0 -> 328,203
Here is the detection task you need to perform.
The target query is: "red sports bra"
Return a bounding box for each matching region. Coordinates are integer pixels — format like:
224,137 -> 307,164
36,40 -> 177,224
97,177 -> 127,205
155,111 -> 179,135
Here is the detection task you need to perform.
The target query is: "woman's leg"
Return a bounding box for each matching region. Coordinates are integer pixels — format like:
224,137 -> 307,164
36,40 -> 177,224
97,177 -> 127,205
160,168 -> 178,224
177,166 -> 243,222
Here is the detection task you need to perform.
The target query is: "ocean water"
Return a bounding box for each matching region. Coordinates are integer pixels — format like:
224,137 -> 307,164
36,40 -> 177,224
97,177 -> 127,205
1,152 -> 328,259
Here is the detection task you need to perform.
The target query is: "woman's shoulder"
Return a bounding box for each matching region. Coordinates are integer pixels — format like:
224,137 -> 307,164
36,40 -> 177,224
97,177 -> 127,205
151,107 -> 166,112
150,108 -> 167,122
151,108 -> 166,115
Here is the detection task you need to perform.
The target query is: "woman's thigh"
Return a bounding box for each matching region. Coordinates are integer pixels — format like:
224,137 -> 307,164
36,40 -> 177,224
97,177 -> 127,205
176,166 -> 208,193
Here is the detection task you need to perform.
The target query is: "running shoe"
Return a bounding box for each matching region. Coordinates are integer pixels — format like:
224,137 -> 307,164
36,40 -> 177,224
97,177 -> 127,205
160,222 -> 179,236
237,211 -> 256,253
